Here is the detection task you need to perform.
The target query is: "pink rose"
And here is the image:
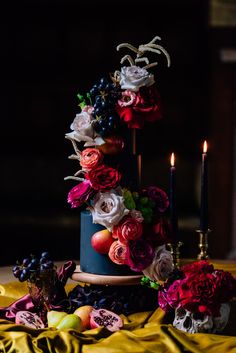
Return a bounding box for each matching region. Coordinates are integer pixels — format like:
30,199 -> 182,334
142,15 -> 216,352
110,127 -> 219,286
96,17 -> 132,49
112,216 -> 143,243
80,148 -> 103,171
108,241 -> 129,265
67,180 -> 94,208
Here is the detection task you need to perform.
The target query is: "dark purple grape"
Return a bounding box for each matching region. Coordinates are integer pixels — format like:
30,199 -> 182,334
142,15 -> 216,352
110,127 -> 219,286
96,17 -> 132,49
22,258 -> 31,267
90,86 -> 99,96
12,266 -> 22,279
99,77 -> 108,85
40,260 -> 54,271
95,96 -> 102,103
27,258 -> 39,271
95,107 -> 103,116
40,251 -> 50,260
19,268 -> 30,282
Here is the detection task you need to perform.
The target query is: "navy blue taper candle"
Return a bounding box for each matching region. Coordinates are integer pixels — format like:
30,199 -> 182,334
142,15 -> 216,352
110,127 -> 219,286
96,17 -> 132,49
170,153 -> 178,242
200,141 -> 208,231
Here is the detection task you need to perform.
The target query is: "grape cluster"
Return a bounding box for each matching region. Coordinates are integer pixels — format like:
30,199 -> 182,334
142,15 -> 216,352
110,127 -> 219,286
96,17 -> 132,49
68,283 -> 157,315
90,77 -> 122,137
12,252 -> 55,282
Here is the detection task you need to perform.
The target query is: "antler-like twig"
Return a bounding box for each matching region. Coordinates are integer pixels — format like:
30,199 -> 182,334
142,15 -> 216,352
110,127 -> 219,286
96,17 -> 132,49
65,136 -> 81,159
137,36 -> 171,67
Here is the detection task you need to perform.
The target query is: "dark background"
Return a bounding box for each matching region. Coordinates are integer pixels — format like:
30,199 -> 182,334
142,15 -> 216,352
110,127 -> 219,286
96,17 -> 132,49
0,0 -> 235,264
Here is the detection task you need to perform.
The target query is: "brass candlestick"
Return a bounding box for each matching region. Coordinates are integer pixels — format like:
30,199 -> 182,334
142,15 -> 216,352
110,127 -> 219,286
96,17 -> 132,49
167,241 -> 183,269
196,229 -> 211,260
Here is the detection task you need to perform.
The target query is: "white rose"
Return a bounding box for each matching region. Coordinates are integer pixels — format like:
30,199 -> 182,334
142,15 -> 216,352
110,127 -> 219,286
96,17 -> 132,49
143,245 -> 174,281
70,111 -> 94,137
91,191 -> 129,230
119,65 -> 155,92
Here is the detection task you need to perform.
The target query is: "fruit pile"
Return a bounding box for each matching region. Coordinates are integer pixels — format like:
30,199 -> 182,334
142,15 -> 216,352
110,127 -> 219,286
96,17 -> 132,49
12,251 -> 55,282
15,307 -> 123,332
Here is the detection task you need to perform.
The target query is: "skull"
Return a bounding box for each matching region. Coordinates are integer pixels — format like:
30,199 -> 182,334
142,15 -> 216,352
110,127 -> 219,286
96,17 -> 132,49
173,303 -> 231,334
173,307 -> 213,334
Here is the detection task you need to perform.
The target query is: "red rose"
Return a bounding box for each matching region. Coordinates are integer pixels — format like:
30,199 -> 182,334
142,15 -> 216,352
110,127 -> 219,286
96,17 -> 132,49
80,148 -> 103,171
112,216 -> 143,243
67,180 -> 94,208
85,164 -> 121,191
116,85 -> 162,129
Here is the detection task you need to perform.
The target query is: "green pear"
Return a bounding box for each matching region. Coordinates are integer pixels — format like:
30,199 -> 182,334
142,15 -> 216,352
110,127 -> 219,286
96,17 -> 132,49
47,310 -> 67,328
56,314 -> 82,331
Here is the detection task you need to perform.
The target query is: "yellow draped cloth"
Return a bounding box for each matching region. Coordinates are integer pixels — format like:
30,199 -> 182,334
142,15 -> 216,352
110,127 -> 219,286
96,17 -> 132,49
0,260 -> 235,353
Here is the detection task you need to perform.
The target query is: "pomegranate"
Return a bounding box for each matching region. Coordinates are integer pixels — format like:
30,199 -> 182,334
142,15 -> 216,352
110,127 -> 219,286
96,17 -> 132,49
15,310 -> 45,329
90,308 -> 123,332
91,230 -> 114,254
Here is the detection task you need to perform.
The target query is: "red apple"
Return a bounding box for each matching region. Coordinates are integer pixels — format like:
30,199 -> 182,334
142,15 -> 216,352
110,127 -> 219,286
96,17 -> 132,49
91,230 -> 114,254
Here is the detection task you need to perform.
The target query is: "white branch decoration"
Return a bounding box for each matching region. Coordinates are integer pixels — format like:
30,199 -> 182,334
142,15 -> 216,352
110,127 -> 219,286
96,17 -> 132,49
116,36 -> 171,68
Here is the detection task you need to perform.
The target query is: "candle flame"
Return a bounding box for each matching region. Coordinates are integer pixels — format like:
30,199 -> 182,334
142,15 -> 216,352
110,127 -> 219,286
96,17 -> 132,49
170,152 -> 175,167
203,140 -> 208,153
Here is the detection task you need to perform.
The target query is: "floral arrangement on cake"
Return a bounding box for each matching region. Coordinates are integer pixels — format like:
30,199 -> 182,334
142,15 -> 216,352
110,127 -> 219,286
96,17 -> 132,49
65,36 -> 175,279
157,260 -> 236,333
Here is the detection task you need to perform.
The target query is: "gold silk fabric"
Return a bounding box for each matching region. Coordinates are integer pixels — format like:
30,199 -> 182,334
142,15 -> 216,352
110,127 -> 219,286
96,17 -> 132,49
0,260 -> 235,353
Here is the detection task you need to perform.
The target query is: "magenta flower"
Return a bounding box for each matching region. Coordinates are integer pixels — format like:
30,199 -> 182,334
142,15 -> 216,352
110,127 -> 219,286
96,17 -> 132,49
126,239 -> 155,272
147,186 -> 169,213
67,180 -> 94,208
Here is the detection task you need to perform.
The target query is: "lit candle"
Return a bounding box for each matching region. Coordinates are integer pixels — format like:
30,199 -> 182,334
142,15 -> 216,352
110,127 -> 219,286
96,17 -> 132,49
200,141 -> 208,231
170,153 -> 178,242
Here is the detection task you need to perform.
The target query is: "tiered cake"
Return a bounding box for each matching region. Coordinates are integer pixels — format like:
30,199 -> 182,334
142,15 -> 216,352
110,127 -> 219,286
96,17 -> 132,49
65,36 -> 174,286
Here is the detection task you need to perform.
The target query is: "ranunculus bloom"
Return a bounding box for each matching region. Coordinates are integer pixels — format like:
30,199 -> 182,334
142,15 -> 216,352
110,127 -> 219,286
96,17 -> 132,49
143,245 -> 174,281
91,191 -> 129,230
146,186 -> 169,213
119,66 -> 154,92
86,164 -> 121,191
116,85 -> 162,129
80,148 -> 103,171
112,216 -> 143,243
108,240 -> 129,265
126,239 -> 155,272
67,180 -> 94,208
118,90 -> 137,107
